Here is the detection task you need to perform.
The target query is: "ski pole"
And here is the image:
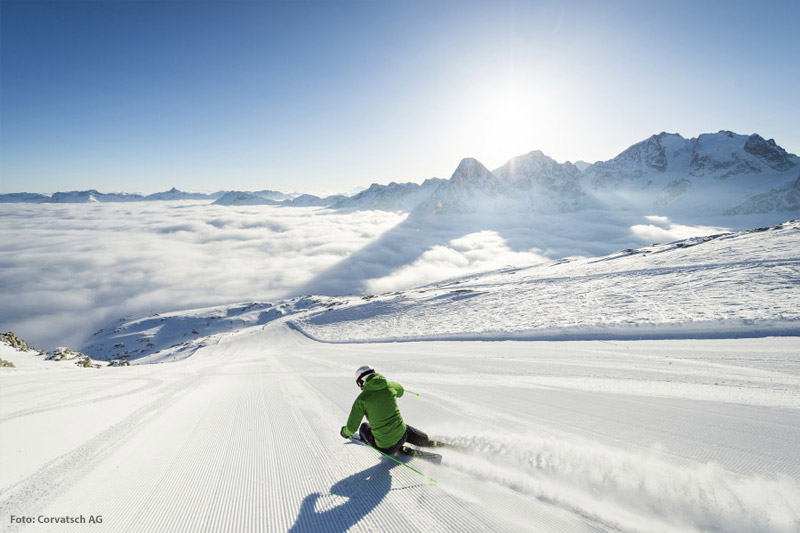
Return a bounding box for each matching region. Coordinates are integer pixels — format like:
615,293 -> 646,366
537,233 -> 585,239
371,446 -> 437,485
405,389 -> 420,397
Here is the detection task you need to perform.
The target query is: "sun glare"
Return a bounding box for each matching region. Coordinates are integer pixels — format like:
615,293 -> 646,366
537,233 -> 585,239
454,77 -> 561,169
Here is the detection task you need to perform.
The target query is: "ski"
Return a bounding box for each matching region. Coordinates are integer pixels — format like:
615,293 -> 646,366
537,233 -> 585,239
426,439 -> 462,450
400,445 -> 442,464
350,435 -> 443,464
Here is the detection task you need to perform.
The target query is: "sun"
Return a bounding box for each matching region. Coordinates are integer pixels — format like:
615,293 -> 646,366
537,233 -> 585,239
454,77 -> 560,168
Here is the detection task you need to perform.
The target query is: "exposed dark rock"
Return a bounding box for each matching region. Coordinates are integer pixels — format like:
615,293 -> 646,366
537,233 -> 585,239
744,134 -> 797,171
1,332 -> 43,353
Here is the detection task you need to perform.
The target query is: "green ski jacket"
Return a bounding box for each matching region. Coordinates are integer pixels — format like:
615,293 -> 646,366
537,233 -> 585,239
344,373 -> 406,448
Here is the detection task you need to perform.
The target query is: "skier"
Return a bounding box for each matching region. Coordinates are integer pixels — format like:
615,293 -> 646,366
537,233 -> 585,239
340,365 -> 440,456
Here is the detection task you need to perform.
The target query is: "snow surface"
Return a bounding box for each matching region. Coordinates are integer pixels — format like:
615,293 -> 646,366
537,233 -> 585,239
1,220 -> 799,532
2,324 -> 799,532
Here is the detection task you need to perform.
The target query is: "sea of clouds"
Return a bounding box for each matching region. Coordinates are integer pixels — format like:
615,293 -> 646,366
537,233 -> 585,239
0,201 -> 743,350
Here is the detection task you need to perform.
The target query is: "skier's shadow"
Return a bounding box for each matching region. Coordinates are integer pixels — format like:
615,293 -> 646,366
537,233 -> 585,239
289,460 -> 400,532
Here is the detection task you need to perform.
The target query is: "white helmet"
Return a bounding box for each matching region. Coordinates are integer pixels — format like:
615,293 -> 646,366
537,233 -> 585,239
355,365 -> 375,388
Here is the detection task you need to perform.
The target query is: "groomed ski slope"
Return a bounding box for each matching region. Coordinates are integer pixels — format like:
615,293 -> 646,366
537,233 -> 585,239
2,322 -> 799,533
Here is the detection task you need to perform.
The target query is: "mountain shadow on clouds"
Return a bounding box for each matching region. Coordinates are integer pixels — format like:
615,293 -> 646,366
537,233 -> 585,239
289,460 -> 400,533
297,213 -> 461,296
296,209 -> 641,297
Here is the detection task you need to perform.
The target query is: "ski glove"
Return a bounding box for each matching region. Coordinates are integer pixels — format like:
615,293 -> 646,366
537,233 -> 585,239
340,426 -> 349,439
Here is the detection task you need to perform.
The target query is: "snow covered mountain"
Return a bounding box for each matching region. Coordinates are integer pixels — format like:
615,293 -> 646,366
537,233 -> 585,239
492,150 -> 586,212
583,131 -> 799,214
408,131 -> 799,219
0,187 -> 226,203
144,187 -> 226,201
289,193 -> 348,207
0,192 -> 51,203
213,191 -> 347,206
332,179 -> 444,211
1,130 -> 797,216
414,158 -> 510,215
48,190 -> 145,203
212,191 -> 282,206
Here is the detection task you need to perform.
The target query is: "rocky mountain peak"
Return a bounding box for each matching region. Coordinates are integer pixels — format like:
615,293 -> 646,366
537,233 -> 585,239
494,150 -> 567,180
450,158 -> 498,188
744,134 -> 797,171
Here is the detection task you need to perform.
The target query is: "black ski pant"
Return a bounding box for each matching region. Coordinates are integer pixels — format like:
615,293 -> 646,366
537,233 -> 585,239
358,422 -> 434,456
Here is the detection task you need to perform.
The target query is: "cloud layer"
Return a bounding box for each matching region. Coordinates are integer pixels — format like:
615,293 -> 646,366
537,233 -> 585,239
0,202 -> 404,350
0,202 -> 743,350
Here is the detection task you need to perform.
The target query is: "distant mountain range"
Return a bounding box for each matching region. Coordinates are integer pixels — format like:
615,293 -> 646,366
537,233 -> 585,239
0,187 -> 229,203
412,131 -> 798,217
3,131 -> 798,216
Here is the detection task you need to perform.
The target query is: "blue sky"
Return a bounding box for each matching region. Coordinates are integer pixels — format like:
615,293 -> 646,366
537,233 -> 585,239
1,0 -> 798,195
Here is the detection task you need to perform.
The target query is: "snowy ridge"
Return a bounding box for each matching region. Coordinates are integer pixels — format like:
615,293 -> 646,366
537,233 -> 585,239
82,298 -> 338,363
417,131 -> 799,217
292,220 -> 800,343
0,188 -> 228,203
414,158 -> 511,215
582,131 -> 799,214
212,191 -> 282,206
493,150 -> 586,213
332,179 -> 444,211
213,191 -> 346,206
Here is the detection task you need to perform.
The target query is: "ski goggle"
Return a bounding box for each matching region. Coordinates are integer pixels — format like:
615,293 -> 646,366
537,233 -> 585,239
356,369 -> 375,388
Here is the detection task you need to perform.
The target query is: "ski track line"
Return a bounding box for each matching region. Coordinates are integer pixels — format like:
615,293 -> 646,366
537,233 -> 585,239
117,378 -> 237,533
0,376 -> 164,422
32,374 -> 225,533
112,369 -> 273,533
205,382 -> 258,533
271,357 -> 431,533
0,377 -> 100,416
259,349 -> 333,533
0,373 -> 200,533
